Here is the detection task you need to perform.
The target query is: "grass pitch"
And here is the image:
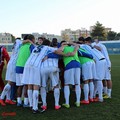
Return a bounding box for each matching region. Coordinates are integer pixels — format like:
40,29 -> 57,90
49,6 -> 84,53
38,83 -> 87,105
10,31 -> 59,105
0,55 -> 120,120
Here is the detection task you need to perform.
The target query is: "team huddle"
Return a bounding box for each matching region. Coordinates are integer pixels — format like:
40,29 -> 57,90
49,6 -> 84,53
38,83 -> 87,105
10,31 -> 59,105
0,35 -> 112,114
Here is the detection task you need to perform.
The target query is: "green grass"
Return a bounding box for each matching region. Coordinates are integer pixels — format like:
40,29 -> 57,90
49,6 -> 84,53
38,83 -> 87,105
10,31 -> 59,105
0,55 -> 120,120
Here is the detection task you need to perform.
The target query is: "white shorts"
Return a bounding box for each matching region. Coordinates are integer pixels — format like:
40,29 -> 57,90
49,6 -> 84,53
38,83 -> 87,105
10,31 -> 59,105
64,68 -> 81,85
22,65 -> 41,86
40,67 -> 60,88
5,62 -> 16,82
82,61 -> 96,81
95,59 -> 106,80
104,66 -> 111,80
16,73 -> 23,86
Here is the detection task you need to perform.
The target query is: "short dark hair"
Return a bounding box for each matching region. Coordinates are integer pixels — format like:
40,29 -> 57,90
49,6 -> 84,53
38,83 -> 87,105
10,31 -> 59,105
78,37 -> 84,41
42,39 -> 51,46
51,38 -> 58,47
24,35 -> 30,40
16,37 -> 21,40
38,37 -> 44,41
52,38 -> 57,42
23,34 -> 35,41
27,35 -> 35,41
85,37 -> 92,42
60,40 -> 66,45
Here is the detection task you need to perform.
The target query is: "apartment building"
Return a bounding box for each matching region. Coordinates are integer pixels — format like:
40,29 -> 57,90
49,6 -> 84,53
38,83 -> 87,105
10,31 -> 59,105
0,33 -> 12,43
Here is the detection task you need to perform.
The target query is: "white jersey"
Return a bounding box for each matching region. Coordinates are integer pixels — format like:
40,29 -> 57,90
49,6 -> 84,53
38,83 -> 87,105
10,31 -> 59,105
5,39 -> 22,82
80,44 -> 106,80
92,42 -> 111,67
25,45 -> 57,68
9,39 -> 22,64
22,45 -> 57,85
81,44 -> 105,61
41,48 -> 58,68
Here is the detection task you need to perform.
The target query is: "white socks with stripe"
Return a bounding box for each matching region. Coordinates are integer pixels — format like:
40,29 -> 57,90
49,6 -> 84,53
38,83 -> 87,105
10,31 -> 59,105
0,83 -> 11,100
93,81 -> 98,98
40,87 -> 47,106
54,88 -> 60,106
28,89 -> 33,107
97,81 -> 103,100
107,89 -> 112,97
64,86 -> 70,105
17,97 -> 22,104
6,88 -> 11,100
89,82 -> 94,99
83,84 -> 89,101
75,85 -> 81,103
103,87 -> 107,94
24,98 -> 29,105
33,90 -> 39,110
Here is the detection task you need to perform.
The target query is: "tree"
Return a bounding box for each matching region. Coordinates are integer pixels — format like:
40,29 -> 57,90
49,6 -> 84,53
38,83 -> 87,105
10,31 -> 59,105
107,31 -> 117,40
91,21 -> 107,40
115,33 -> 120,40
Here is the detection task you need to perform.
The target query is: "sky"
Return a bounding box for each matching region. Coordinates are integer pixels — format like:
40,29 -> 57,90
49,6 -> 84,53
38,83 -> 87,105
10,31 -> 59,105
0,0 -> 120,37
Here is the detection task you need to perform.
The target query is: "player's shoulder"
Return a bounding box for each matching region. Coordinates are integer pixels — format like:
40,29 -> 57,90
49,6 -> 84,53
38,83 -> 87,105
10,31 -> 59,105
0,45 -> 4,48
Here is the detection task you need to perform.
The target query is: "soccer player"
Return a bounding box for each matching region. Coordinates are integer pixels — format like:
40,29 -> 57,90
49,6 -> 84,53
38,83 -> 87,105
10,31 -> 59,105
0,38 -> 34,106
0,45 -> 10,92
15,35 -> 35,107
81,37 -> 106,102
55,41 -> 81,108
36,37 -> 45,45
78,47 -> 95,104
0,39 -> 22,106
92,39 -> 112,98
22,39 -> 59,113
40,40 -> 61,111
0,46 -> 10,105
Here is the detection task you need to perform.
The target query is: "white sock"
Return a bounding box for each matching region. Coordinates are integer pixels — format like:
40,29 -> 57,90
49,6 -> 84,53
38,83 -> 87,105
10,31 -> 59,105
103,87 -> 107,94
33,90 -> 39,110
83,84 -> 89,101
107,89 -> 112,97
89,82 -> 94,99
24,98 -> 29,105
93,81 -> 98,98
0,83 -> 11,99
28,89 -> 33,107
17,97 -> 22,104
97,81 -> 103,100
6,88 -> 11,100
54,88 -> 60,106
75,85 -> 81,103
64,86 -> 70,105
40,87 -> 47,106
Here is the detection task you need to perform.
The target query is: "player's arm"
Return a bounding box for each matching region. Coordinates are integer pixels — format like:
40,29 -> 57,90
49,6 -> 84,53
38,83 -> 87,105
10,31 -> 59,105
47,53 -> 61,59
42,53 -> 61,62
93,45 -> 101,51
68,44 -> 79,56
78,49 -> 93,59
54,49 -> 68,56
22,39 -> 35,45
68,41 -> 77,46
54,45 -> 67,56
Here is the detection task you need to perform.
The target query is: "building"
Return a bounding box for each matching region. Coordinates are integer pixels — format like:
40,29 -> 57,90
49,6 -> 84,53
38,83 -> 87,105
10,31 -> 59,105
0,33 -> 12,43
61,28 -> 90,41
41,33 -> 62,42
21,33 -> 62,43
